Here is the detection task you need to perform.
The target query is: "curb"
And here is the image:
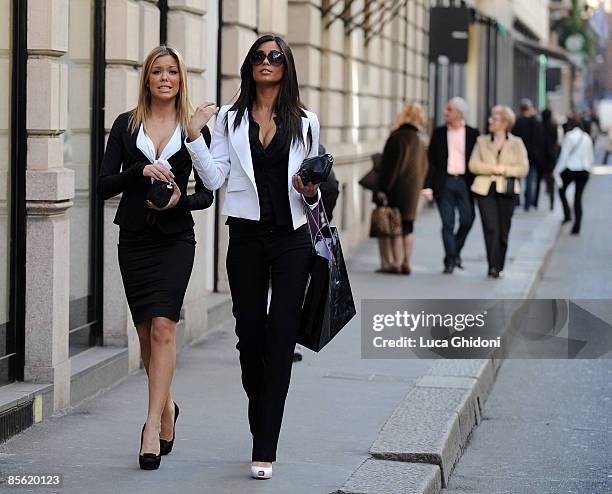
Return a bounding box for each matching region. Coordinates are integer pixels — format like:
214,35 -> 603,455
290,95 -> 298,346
336,219 -> 563,494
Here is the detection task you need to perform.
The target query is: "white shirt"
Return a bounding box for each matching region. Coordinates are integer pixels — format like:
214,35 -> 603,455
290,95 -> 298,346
555,128 -> 594,173
136,123 -> 182,181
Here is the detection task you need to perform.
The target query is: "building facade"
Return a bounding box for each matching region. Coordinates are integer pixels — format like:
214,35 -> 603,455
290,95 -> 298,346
429,0 -> 556,131
0,0 -> 431,440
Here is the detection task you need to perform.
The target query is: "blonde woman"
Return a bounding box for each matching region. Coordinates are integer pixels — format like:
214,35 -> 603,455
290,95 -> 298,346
468,105 -> 528,278
377,103 -> 428,274
98,46 -> 214,470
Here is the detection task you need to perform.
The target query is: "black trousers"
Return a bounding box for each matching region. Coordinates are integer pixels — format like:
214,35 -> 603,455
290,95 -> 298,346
477,185 -> 516,272
436,176 -> 475,265
226,221 -> 312,462
558,169 -> 589,232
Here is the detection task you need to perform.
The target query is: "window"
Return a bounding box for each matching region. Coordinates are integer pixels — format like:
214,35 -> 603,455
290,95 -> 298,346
0,0 -> 13,382
64,0 -> 96,356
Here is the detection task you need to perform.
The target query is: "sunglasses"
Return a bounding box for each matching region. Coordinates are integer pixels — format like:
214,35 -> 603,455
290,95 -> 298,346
250,50 -> 285,66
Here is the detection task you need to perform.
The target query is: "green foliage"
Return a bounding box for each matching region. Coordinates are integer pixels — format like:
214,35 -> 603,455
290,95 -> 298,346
554,0 -> 597,58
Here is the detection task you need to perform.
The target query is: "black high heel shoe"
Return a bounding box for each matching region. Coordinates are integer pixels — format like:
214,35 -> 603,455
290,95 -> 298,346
159,402 -> 179,456
139,423 -> 161,470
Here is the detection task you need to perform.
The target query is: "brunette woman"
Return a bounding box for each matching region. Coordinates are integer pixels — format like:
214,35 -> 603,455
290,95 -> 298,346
185,35 -> 320,480
98,46 -> 214,470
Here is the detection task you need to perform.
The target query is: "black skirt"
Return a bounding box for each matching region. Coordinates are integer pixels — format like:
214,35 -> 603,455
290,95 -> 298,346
118,224 -> 196,325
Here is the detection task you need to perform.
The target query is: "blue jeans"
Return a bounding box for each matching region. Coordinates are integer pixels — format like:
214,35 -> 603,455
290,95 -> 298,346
523,164 -> 535,210
436,176 -> 475,265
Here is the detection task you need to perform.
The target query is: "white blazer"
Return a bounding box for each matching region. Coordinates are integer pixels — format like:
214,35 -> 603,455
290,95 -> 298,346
185,104 -> 321,230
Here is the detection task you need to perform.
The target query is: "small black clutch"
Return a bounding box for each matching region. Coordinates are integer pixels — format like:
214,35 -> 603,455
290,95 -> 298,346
297,154 -> 334,185
146,180 -> 174,209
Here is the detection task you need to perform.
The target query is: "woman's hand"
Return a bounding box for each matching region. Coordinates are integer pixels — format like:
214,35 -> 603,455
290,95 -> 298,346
491,165 -> 506,176
421,188 -> 433,201
187,102 -> 218,142
143,163 -> 174,182
292,175 -> 319,198
147,180 -> 181,211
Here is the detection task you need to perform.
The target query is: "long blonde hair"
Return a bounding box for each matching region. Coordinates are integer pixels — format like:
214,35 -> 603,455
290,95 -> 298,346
129,45 -> 194,135
391,103 -> 425,132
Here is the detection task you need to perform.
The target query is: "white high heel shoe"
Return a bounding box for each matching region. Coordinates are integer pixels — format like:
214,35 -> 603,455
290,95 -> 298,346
251,464 -> 273,479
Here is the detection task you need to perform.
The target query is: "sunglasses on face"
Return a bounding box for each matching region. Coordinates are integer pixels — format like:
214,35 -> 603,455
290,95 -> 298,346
250,49 -> 285,66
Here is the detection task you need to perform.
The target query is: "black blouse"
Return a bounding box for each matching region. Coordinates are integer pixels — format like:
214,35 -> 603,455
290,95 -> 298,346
227,112 -> 293,229
248,112 -> 292,226
98,111 -> 214,234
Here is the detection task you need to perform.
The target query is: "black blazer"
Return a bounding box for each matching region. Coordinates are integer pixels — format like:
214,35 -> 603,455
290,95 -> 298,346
425,124 -> 479,198
98,111 -> 214,233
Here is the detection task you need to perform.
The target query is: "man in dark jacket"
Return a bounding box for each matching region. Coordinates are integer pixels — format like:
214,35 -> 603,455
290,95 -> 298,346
512,98 -> 545,211
423,97 -> 479,274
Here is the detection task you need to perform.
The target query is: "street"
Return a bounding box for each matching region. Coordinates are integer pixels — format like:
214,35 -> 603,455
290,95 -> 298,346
446,172 -> 612,494
0,172 -> 582,494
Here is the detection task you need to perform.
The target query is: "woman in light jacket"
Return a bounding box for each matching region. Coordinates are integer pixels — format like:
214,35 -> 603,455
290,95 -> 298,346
469,105 -> 529,278
554,114 -> 594,235
184,35 -> 320,480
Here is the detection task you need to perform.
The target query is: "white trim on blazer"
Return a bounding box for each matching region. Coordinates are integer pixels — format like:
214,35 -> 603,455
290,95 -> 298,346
185,104 -> 321,230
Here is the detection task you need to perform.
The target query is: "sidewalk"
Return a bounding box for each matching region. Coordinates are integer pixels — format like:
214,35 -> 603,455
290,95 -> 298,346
0,200 -> 562,494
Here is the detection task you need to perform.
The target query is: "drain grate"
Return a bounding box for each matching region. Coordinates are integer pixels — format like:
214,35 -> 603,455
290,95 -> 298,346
0,401 -> 33,444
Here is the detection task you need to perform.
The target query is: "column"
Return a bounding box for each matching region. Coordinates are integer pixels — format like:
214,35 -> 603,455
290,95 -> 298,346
24,0 -> 73,412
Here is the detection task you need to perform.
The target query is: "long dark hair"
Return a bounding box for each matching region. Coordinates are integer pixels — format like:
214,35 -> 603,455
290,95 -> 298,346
228,35 -> 311,151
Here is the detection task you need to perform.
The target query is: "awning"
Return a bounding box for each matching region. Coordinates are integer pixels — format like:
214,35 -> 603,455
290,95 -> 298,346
514,38 -> 575,66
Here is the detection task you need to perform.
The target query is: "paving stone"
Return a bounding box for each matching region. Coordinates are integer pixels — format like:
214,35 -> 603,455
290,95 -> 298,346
337,458 -> 441,494
369,386 -> 470,486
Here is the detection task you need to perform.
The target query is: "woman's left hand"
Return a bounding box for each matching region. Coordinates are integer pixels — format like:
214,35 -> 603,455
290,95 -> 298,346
147,181 -> 182,211
292,175 -> 319,198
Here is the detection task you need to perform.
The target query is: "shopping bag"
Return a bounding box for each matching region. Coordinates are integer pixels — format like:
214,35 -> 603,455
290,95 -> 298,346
298,203 -> 357,352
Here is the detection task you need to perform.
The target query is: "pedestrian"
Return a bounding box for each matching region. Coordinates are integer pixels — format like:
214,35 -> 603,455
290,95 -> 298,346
377,103 -> 428,274
554,114 -> 594,235
184,35 -> 321,480
512,98 -> 544,211
97,45 -> 214,470
469,105 -> 529,278
534,108 -> 559,211
423,97 -> 479,274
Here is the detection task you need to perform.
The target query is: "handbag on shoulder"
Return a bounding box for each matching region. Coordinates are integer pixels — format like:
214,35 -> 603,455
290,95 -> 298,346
358,153 -> 382,191
496,176 -> 517,196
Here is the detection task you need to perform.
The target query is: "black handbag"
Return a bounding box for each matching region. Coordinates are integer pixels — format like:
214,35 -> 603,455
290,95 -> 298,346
298,203 -> 357,352
297,154 -> 334,185
358,153 -> 382,191
146,179 -> 174,209
501,177 -> 517,196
